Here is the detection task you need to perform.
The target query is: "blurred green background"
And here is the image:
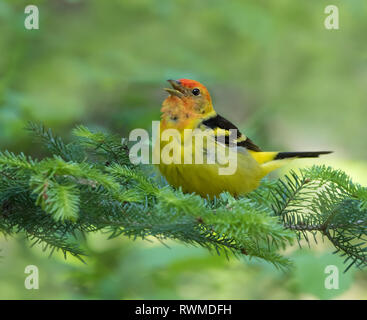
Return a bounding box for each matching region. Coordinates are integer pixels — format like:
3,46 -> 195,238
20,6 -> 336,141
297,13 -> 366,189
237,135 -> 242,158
0,0 -> 366,299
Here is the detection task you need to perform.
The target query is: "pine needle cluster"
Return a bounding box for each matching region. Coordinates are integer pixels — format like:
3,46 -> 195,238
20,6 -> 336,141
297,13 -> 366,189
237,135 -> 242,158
0,123 -> 366,271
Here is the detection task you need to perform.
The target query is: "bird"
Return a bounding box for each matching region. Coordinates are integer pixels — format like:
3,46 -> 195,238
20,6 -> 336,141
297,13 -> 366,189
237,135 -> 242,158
154,79 -> 332,198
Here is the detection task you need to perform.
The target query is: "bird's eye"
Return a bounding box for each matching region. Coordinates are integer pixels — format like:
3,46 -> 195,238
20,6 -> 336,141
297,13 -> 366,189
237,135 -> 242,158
192,88 -> 200,96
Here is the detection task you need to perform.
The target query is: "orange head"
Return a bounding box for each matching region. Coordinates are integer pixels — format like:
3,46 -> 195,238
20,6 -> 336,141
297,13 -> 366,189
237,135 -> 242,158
161,79 -> 214,128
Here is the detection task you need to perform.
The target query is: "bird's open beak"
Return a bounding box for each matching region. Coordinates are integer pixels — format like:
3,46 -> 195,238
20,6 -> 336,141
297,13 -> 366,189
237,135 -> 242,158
164,79 -> 184,98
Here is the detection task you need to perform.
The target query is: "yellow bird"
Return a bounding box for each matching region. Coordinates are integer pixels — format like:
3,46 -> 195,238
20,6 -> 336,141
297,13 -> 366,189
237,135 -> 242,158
155,79 -> 331,198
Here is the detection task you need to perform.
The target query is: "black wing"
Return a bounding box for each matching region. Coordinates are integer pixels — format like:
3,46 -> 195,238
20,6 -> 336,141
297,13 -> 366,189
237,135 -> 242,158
201,114 -> 262,152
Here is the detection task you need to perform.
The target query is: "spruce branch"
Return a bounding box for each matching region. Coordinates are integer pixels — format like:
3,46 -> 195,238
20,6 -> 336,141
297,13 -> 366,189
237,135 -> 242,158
0,123 -> 366,271
264,167 -> 367,270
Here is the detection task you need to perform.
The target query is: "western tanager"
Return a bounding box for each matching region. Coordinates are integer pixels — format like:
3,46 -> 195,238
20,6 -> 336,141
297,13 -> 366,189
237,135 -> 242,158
155,79 -> 331,198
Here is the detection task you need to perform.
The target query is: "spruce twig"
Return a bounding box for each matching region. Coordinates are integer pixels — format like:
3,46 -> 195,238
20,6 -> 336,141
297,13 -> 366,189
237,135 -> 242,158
0,123 -> 366,271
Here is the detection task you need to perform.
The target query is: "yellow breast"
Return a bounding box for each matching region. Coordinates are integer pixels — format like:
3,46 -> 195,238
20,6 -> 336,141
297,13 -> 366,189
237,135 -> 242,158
154,122 -> 264,198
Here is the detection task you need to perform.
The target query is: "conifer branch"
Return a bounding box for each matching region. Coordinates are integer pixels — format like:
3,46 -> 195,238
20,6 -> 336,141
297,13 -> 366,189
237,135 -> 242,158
0,123 -> 366,271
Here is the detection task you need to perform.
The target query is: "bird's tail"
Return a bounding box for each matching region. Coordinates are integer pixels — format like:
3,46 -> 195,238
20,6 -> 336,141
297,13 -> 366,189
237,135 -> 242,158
273,151 -> 333,160
249,150 -> 333,176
